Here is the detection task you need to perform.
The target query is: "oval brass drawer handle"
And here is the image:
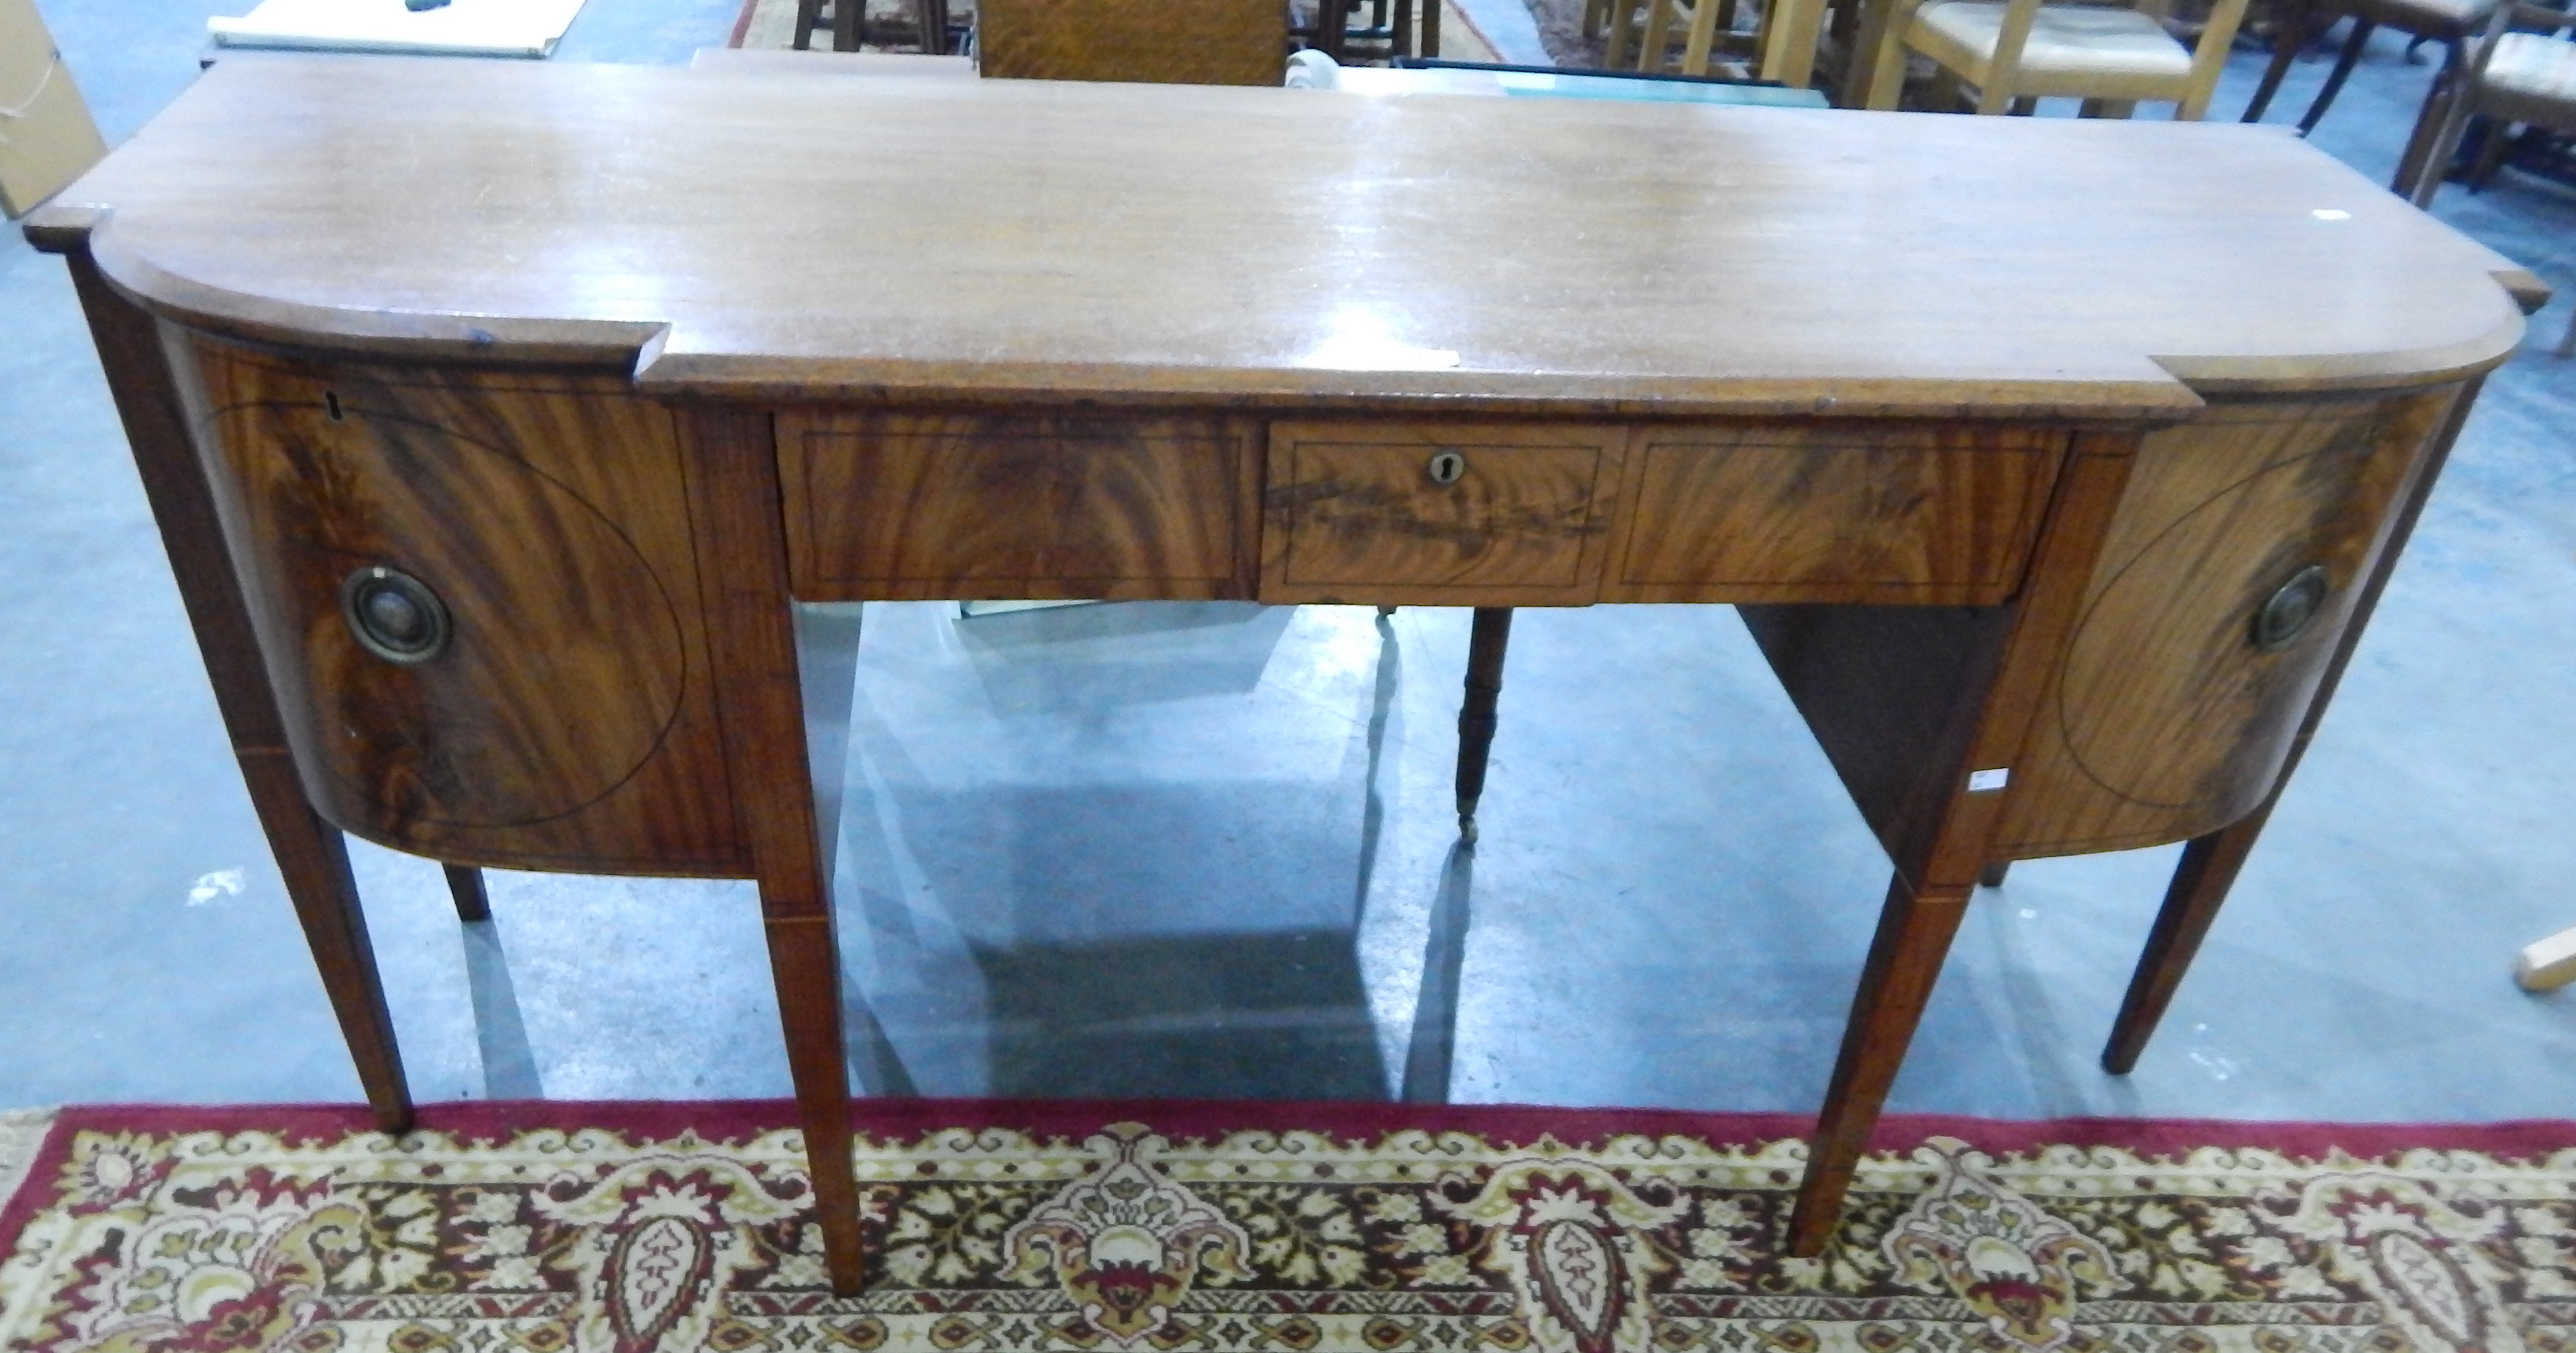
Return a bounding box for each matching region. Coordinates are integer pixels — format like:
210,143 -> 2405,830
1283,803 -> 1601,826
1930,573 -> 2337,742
2250,564 -> 2330,652
341,566 -> 451,665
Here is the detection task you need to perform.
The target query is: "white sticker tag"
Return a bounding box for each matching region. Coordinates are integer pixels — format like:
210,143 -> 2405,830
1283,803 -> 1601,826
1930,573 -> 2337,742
1967,768 -> 2010,792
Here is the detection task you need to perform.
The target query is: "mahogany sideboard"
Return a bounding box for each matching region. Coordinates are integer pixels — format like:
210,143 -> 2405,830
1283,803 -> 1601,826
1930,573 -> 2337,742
26,54 -> 2541,1294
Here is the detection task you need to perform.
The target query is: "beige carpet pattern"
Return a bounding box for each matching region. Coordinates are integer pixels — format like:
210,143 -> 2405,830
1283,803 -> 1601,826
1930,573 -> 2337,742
6,1104 -> 2576,1351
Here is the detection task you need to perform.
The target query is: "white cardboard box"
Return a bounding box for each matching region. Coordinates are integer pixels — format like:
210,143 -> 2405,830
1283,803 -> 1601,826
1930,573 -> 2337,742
208,0 -> 591,58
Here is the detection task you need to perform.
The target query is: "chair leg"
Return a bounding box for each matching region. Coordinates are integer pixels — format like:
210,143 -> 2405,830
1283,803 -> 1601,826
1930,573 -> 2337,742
1454,607 -> 1513,845
1683,0 -> 1726,74
1855,0 -> 1922,106
444,864 -> 492,923
1978,860 -> 2010,888
2298,16 -> 2377,134
2242,0 -> 2315,122
1639,0 -> 1680,69
2467,117 -> 2515,192
2409,73 -> 2481,205
1865,10 -> 1927,108
793,0 -> 824,49
1604,0 -> 1635,68
2389,41 -> 2468,193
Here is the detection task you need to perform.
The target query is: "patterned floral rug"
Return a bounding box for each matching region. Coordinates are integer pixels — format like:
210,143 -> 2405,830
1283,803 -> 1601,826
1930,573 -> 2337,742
2,1100 -> 2572,1353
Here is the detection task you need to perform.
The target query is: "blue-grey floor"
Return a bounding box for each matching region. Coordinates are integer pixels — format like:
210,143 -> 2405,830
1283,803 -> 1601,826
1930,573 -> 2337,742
3,0 -> 2572,1126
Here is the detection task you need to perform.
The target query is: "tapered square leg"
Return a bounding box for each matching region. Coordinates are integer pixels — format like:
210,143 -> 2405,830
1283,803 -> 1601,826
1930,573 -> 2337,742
683,405 -> 866,1296
1788,876 -> 1970,1253
2102,816 -> 2268,1073
1784,437 -> 2139,1256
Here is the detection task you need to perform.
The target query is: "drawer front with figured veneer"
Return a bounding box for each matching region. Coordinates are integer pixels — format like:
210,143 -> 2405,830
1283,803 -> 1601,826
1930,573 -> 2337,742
1260,423 -> 1626,605
782,412 -> 1260,600
1605,426 -> 2066,605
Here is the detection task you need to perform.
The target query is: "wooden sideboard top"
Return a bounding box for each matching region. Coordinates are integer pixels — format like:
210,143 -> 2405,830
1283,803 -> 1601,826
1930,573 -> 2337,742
26,55 -> 2541,418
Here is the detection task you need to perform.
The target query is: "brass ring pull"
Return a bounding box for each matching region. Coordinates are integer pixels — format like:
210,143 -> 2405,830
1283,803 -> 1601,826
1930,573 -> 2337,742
341,566 -> 452,665
1426,451 -> 1467,485
2250,564 -> 2330,652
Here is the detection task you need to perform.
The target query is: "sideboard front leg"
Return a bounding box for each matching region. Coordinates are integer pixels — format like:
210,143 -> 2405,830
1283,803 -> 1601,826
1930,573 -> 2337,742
1789,873 -> 1971,1254
1787,434 -> 2139,1257
682,406 -> 865,1296
66,253 -> 416,1133
2102,816 -> 2265,1072
1454,607 -> 1514,843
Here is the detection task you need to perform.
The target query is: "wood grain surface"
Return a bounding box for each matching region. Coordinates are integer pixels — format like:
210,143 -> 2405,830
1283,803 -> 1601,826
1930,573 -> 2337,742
1995,387 -> 2460,857
978,0 -> 1288,84
1261,422 -> 1626,604
782,412 -> 1260,600
1605,423 -> 2063,604
23,58 -> 2538,416
174,340 -> 746,875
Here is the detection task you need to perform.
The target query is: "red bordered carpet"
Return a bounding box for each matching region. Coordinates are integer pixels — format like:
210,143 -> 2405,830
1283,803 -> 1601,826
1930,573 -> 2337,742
2,1100 -> 2572,1351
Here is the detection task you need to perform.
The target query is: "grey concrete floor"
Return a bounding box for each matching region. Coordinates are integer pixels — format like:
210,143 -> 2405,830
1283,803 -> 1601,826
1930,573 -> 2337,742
4,0 -> 2573,1125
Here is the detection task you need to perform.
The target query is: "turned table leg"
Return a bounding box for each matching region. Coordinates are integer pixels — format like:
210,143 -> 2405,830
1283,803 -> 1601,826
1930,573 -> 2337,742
69,251 -> 416,1135
443,864 -> 493,924
1454,607 -> 1513,844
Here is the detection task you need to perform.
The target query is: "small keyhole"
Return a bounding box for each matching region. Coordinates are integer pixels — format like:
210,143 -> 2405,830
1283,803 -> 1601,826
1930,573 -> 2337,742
1427,451 -> 1466,485
324,392 -> 345,421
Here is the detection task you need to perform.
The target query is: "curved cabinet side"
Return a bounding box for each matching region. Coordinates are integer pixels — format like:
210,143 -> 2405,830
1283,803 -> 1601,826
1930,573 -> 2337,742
168,332 -> 748,875
1995,384 -> 2463,859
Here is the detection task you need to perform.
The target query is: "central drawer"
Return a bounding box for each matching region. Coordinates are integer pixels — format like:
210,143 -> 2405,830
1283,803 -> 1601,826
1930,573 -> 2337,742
1260,422 -> 1628,604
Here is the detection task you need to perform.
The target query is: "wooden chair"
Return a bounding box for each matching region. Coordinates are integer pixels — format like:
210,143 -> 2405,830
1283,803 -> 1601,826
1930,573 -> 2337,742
1860,0 -> 2250,114
2409,0 -> 2576,355
2242,0 -> 2497,142
1303,0 -> 1434,60
1597,0 -> 1743,73
794,0 -> 958,53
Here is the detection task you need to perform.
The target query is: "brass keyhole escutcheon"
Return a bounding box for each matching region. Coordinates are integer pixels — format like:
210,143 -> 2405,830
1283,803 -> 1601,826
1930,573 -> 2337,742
2250,564 -> 2330,652
1426,451 -> 1467,485
341,566 -> 452,665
